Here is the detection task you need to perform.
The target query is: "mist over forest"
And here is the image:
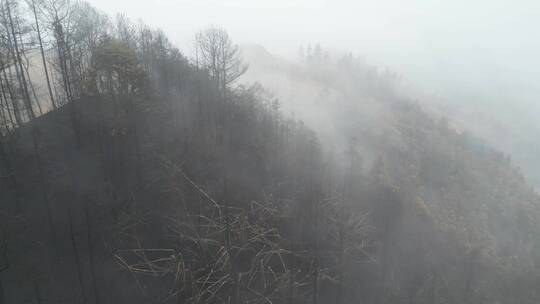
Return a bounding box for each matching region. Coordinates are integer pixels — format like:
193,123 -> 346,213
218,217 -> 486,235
1,0 -> 540,303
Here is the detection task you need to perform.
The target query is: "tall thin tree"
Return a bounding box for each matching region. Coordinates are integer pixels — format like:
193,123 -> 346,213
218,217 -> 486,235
30,0 -> 57,110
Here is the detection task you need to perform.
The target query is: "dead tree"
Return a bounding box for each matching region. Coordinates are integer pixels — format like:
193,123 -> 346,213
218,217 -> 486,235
68,207 -> 87,304
2,3 -> 54,232
194,26 -> 247,93
85,201 -> 99,304
0,77 -> 15,132
0,61 -> 21,126
30,0 -> 56,110
4,0 -> 35,120
15,19 -> 43,116
47,7 -> 80,145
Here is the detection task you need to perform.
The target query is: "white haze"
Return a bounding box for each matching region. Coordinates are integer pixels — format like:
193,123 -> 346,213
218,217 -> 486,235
86,0 -> 540,185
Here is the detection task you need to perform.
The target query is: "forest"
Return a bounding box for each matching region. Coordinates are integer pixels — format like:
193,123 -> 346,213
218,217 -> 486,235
1,0 -> 540,303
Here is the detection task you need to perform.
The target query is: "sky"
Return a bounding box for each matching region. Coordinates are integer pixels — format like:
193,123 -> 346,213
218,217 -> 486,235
85,0 -> 540,144
84,0 -> 540,97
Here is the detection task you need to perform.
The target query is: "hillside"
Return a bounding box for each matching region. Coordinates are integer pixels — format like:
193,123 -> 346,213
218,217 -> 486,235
1,2 -> 540,304
241,44 -> 540,303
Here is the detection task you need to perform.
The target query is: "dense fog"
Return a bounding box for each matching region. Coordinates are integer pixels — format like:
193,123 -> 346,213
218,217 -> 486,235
84,0 -> 540,186
1,0 -> 540,303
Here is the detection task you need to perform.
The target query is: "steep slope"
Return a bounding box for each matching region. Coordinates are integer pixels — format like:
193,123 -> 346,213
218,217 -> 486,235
241,44 -> 540,303
0,58 -> 327,303
2,3 -> 540,302
1,16 -> 358,303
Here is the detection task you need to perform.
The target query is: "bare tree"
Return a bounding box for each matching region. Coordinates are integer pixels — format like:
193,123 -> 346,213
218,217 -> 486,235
29,0 -> 57,110
0,55 -> 22,126
194,26 -> 247,93
3,0 -> 35,120
38,0 -> 81,143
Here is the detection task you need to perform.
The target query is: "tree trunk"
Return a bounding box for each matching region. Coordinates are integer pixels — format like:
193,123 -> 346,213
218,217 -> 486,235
1,65 -> 21,126
0,68 -> 16,130
31,0 -> 57,110
30,126 -> 56,240
68,207 -> 87,304
55,20 -> 80,146
0,116 -> 20,207
17,21 -> 43,116
0,90 -> 10,133
85,202 -> 99,304
6,0 -> 35,120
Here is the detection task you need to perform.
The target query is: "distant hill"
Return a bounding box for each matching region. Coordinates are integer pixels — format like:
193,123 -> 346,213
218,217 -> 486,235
241,44 -> 540,189
240,44 -> 540,303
